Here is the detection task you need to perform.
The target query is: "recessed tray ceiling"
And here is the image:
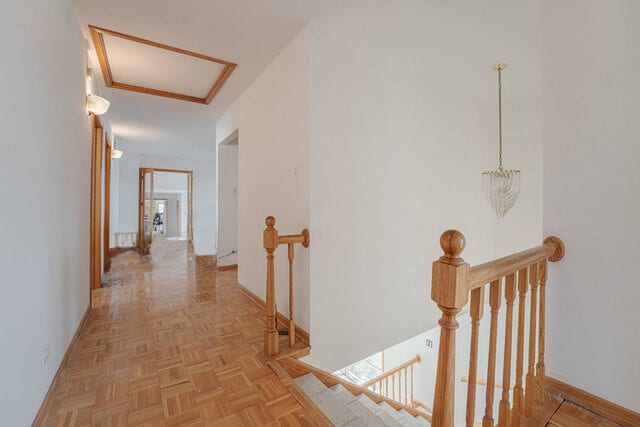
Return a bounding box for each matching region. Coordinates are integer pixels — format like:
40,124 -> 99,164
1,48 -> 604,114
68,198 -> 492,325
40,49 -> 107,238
89,25 -> 236,104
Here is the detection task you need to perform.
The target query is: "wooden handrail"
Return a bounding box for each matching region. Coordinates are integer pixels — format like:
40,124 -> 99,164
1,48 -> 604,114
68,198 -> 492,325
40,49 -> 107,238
468,237 -> 564,289
263,216 -> 310,357
430,230 -> 565,427
412,399 -> 433,414
363,354 -> 421,387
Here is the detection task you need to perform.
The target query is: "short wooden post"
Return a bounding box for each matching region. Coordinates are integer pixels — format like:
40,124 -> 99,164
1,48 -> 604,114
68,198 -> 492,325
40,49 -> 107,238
264,216 -> 279,357
498,273 -> 517,426
466,286 -> 485,427
288,243 -> 295,348
431,230 -> 470,427
524,263 -> 539,416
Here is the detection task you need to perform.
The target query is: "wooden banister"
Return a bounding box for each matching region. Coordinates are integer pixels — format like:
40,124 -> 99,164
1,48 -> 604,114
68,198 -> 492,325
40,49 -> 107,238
430,230 -> 564,427
362,354 -> 421,408
468,239 -> 563,289
263,216 -> 310,357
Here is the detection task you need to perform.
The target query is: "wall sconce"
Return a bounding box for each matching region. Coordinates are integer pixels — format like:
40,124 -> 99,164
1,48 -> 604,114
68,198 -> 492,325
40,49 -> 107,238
87,94 -> 110,116
111,140 -> 123,159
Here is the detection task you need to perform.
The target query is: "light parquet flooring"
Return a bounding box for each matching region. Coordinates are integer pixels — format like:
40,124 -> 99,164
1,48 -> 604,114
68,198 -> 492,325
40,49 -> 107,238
37,239 -> 315,426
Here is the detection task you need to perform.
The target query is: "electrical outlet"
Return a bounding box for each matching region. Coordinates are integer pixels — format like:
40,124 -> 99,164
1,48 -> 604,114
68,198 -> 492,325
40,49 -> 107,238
42,346 -> 50,365
426,339 -> 433,349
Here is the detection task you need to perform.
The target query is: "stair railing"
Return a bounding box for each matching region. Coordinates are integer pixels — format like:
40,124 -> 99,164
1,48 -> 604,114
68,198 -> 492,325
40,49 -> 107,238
430,230 -> 564,427
263,216 -> 310,357
363,354 -> 421,408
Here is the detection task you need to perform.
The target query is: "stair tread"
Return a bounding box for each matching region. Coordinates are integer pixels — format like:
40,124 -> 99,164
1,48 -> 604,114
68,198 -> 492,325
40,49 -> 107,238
310,388 -> 360,426
294,372 -> 328,396
330,384 -> 358,404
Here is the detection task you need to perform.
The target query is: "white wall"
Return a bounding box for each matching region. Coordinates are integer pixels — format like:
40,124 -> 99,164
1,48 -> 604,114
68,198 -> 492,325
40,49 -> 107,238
139,154 -> 217,255
217,144 -> 239,266
116,150 -> 140,234
542,0 -> 640,412
216,30 -> 311,328
305,0 -> 542,370
154,170 -> 188,192
0,0 -> 92,423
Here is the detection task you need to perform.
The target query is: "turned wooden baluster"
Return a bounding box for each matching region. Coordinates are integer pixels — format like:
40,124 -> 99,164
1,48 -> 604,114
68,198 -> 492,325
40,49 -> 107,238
482,280 -> 502,427
524,262 -> 539,416
288,243 -> 295,348
498,273 -> 516,426
263,217 -> 279,356
404,368 -> 408,405
536,260 -> 548,403
410,364 -> 415,408
466,286 -> 485,427
511,268 -> 528,425
431,230 -> 470,427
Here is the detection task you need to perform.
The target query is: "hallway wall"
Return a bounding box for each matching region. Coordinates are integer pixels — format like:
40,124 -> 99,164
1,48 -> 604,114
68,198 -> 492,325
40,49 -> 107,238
216,29 -> 311,329
0,0 -> 93,424
542,0 -> 640,412
217,144 -> 239,267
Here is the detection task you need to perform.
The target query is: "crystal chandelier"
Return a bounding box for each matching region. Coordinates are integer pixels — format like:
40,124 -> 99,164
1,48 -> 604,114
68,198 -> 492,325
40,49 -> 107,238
482,63 -> 520,219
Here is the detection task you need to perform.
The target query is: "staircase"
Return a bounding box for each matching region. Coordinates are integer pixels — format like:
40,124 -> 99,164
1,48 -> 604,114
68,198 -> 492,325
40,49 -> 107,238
295,373 -> 430,426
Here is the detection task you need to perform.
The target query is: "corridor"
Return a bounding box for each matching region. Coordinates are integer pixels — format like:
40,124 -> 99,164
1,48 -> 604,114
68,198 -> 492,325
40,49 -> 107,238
37,240 -> 314,425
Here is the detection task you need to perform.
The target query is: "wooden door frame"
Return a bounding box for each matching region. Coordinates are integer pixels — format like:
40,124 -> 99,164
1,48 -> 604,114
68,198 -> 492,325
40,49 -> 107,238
138,168 -> 193,252
103,138 -> 112,271
90,116 -> 103,290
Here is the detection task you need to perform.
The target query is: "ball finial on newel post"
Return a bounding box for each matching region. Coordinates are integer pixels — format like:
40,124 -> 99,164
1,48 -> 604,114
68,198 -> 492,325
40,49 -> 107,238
439,229 -> 466,265
266,216 -> 276,228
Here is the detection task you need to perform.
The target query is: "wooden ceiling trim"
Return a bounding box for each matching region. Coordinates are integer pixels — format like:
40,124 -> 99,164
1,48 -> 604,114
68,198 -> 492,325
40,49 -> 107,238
88,25 -> 237,105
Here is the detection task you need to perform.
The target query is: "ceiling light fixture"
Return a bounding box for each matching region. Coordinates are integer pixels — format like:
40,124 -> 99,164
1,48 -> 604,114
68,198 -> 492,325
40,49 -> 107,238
482,63 -> 521,219
86,93 -> 110,116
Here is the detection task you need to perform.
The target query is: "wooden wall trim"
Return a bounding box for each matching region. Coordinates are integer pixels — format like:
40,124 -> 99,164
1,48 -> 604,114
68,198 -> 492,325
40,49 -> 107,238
546,376 -> 640,427
88,25 -> 236,105
267,361 -> 333,426
217,264 -> 237,271
237,282 -> 310,346
32,305 -> 92,426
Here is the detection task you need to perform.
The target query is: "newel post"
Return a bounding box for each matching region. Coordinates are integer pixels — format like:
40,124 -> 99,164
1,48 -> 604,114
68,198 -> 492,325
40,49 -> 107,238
264,216 -> 279,356
431,230 -> 470,427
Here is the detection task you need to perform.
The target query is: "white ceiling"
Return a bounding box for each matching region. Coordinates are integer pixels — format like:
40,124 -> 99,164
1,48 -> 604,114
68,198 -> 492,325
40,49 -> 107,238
73,0 -> 333,159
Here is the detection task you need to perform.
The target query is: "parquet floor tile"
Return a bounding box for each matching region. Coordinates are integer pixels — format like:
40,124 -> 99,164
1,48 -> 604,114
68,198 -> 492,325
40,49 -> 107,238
37,239 -> 313,426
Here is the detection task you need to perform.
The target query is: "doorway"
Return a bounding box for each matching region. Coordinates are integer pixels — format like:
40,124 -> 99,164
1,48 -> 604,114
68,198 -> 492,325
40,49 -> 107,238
90,116 -> 103,290
138,168 -> 193,254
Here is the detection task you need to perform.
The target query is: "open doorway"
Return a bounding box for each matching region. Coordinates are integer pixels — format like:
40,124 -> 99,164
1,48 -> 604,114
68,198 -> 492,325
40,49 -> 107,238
138,168 -> 193,254
217,131 -> 238,269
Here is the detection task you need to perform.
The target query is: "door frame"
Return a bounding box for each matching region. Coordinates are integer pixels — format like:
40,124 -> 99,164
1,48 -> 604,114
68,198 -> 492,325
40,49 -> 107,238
138,168 -> 193,253
103,138 -> 112,271
90,116 -> 103,290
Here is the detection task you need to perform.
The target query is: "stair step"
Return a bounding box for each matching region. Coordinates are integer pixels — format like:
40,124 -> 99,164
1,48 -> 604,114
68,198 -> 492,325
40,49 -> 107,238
296,373 -> 428,427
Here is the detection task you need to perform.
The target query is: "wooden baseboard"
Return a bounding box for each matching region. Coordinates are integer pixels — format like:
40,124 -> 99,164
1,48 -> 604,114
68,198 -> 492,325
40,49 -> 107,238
32,304 -> 92,426
195,255 -> 217,266
217,264 -> 237,271
546,376 -> 640,427
236,282 -> 310,345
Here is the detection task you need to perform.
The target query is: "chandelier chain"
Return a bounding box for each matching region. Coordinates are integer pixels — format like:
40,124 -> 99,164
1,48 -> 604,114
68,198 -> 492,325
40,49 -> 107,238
498,67 -> 503,170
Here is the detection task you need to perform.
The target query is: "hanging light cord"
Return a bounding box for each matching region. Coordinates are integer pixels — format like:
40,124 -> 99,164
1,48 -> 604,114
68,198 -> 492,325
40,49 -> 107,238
497,66 -> 503,171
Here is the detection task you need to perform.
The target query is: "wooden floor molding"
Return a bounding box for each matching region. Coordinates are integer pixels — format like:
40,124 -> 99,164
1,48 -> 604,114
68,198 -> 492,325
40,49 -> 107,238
33,304 -> 92,426
217,264 -> 237,271
546,376 -> 640,427
237,282 -> 310,346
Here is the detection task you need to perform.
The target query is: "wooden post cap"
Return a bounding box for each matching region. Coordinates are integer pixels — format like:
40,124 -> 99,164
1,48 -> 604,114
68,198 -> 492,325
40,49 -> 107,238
266,216 -> 276,227
543,236 -> 565,262
440,229 -> 466,260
